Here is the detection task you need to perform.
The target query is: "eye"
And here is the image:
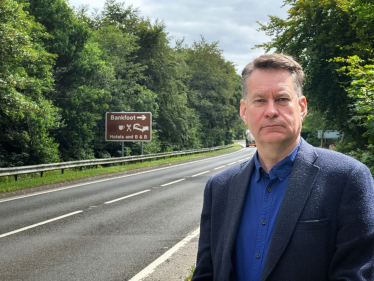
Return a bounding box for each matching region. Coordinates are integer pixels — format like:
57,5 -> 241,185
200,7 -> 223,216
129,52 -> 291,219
277,97 -> 290,103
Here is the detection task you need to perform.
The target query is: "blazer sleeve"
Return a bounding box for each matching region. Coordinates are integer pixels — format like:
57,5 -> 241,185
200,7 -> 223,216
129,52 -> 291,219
329,163 -> 374,280
192,177 -> 214,281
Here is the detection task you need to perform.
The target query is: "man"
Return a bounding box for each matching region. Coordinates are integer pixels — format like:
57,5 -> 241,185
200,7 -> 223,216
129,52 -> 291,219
192,54 -> 374,281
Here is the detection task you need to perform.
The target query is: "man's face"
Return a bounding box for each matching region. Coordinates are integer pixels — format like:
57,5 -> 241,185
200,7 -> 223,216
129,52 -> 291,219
240,69 -> 307,149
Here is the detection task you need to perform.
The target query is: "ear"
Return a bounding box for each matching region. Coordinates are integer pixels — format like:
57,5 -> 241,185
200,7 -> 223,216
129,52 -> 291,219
240,99 -> 248,125
299,96 -> 307,121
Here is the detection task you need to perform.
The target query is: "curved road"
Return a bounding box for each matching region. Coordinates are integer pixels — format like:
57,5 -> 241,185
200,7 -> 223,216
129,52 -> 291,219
0,147 -> 256,280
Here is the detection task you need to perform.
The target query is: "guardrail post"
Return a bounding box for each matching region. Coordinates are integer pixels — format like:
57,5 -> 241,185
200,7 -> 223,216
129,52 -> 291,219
62,169 -> 64,174
14,175 -> 18,181
40,171 -> 44,178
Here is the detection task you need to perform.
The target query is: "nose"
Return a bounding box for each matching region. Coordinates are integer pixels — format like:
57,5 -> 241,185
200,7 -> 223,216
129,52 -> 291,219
264,100 -> 278,119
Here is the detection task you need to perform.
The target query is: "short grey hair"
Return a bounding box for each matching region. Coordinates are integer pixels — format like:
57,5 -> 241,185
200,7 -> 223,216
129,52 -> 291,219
241,53 -> 304,100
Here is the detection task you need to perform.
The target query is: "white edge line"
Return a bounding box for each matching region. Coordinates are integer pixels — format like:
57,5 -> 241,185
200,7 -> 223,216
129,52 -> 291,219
128,227 -> 200,281
0,148 -> 246,204
0,210 -> 83,239
104,190 -> 150,204
214,165 -> 226,170
160,178 -> 185,187
191,171 -> 210,177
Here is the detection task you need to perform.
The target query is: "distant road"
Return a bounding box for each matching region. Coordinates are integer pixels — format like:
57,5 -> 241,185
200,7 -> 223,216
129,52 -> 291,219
0,147 -> 256,281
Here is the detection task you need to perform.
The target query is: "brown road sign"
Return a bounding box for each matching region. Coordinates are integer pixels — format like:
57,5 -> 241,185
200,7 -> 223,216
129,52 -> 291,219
106,112 -> 152,142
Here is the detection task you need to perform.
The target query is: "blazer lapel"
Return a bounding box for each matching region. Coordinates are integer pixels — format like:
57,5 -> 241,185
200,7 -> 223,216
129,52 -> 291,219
221,158 -> 255,279
261,140 -> 320,281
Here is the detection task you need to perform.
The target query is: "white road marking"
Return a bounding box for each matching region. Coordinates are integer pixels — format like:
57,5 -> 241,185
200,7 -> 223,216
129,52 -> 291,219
227,162 -> 237,165
0,148 -> 246,203
0,210 -> 83,239
104,190 -> 150,204
160,179 -> 185,187
128,227 -> 200,281
191,171 -> 210,177
214,165 -> 226,170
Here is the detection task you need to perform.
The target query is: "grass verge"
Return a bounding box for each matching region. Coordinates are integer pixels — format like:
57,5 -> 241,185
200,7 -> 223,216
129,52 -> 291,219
185,266 -> 195,281
0,143 -> 242,193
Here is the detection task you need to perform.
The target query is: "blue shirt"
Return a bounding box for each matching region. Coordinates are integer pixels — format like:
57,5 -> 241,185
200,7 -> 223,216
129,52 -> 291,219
234,140 -> 300,281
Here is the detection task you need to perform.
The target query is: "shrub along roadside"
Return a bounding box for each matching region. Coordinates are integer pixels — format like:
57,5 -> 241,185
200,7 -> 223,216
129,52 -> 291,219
0,143 -> 242,193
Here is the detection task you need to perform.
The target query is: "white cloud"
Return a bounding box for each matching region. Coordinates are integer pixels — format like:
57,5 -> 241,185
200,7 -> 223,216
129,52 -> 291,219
68,0 -> 289,74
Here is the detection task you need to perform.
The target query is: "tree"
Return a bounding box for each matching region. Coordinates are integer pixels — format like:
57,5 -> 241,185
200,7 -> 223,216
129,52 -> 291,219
255,0 -> 359,130
98,0 -> 201,150
91,23 -> 160,155
186,37 -> 242,147
134,21 -> 201,150
332,55 -> 374,171
0,0 -> 60,167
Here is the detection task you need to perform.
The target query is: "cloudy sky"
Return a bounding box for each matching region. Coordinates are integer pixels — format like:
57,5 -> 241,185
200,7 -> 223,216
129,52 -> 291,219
67,0 -> 289,74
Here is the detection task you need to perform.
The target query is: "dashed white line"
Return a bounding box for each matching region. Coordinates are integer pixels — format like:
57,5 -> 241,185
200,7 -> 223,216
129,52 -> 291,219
191,171 -> 210,177
214,165 -> 226,170
227,162 -> 237,165
0,210 -> 83,239
161,179 -> 185,187
104,190 -> 151,204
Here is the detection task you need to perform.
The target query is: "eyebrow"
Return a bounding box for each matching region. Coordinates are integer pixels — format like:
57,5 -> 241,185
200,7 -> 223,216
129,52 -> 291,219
250,93 -> 266,99
274,92 -> 292,97
250,92 -> 292,99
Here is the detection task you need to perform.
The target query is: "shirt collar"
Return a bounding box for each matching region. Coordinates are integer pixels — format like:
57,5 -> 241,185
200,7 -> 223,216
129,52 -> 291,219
254,139 -> 301,182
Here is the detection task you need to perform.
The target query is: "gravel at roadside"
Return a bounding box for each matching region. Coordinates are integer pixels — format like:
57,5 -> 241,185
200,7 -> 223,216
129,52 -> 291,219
140,235 -> 199,281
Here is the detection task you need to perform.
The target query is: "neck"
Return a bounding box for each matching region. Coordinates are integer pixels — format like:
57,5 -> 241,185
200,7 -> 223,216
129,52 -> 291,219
257,137 -> 300,173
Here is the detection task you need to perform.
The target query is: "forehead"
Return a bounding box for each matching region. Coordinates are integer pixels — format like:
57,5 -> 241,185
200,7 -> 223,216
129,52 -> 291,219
247,69 -> 295,97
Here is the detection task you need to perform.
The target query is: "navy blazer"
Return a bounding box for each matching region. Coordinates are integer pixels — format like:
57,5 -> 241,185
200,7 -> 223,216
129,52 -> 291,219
192,139 -> 374,281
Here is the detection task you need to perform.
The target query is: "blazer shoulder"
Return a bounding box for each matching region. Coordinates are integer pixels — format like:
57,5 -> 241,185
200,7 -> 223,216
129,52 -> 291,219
299,139 -> 368,171
313,147 -> 367,170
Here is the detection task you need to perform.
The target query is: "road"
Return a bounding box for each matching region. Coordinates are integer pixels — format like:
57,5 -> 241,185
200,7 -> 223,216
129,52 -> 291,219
0,146 -> 256,281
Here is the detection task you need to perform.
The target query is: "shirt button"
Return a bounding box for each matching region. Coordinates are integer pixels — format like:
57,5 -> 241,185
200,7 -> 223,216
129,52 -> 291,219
256,253 -> 261,259
262,220 -> 267,225
267,188 -> 272,192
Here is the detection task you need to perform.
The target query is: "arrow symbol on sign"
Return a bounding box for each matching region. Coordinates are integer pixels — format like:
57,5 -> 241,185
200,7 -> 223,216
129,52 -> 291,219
137,115 -> 146,120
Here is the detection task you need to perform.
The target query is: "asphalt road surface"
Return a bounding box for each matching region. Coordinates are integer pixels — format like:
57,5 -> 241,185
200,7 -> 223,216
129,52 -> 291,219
0,147 -> 256,281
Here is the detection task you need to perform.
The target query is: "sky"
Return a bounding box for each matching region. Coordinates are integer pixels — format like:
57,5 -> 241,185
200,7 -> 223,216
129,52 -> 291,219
67,0 -> 289,74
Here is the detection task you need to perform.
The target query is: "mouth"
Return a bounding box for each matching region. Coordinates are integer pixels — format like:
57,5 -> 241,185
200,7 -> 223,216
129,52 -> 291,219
262,124 -> 283,129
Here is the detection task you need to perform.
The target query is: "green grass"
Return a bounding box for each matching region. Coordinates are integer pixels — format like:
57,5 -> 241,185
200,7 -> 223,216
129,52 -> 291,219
185,265 -> 195,281
0,144 -> 242,193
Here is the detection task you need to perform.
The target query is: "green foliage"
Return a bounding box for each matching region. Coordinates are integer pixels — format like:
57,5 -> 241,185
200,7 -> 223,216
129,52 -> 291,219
20,0 -> 90,68
256,0 -> 374,171
332,55 -> 374,171
255,0 -> 357,129
0,0 -> 60,167
186,37 -> 242,147
1,0 -> 241,167
301,111 -> 326,147
334,55 -> 374,136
